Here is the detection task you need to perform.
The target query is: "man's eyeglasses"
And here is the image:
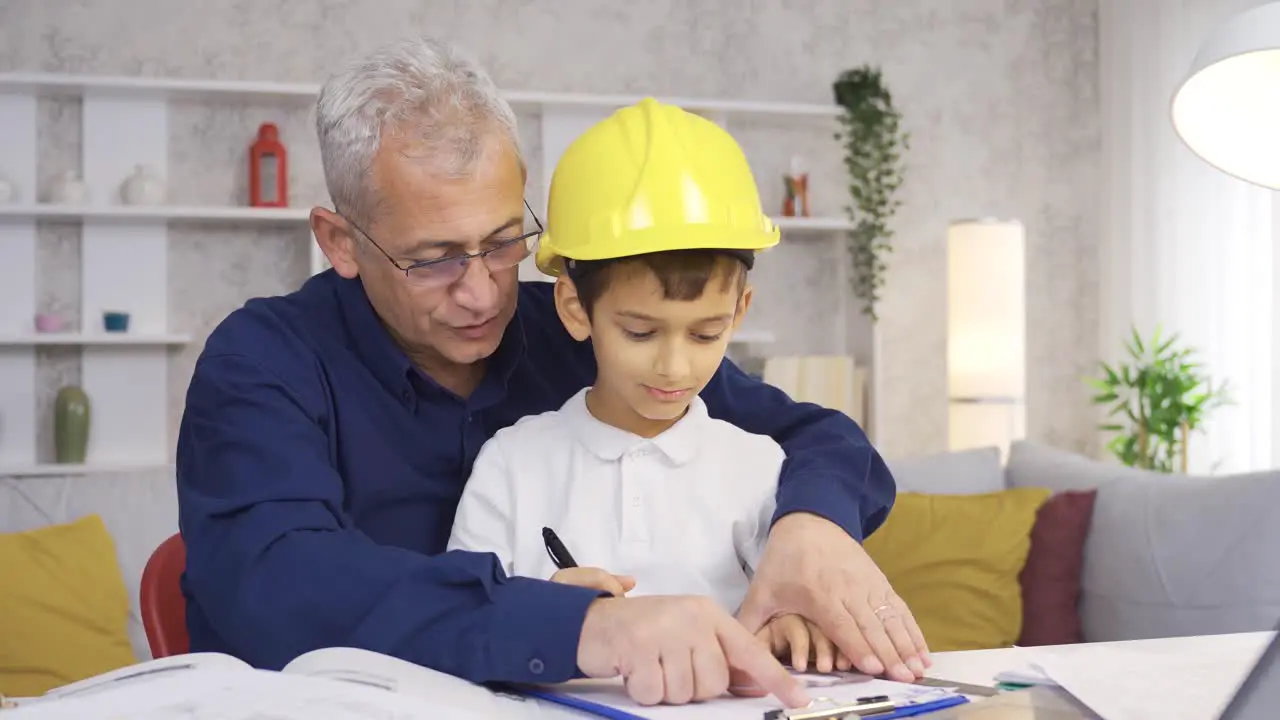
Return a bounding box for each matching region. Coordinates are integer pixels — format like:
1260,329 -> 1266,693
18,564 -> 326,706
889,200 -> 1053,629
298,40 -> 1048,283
340,199 -> 543,288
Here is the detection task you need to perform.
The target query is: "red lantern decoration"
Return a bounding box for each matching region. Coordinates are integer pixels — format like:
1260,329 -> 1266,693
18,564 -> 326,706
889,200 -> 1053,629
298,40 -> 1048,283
249,122 -> 288,207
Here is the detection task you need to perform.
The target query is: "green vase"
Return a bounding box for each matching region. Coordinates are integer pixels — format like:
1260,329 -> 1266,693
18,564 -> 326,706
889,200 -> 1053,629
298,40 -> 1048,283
54,385 -> 91,464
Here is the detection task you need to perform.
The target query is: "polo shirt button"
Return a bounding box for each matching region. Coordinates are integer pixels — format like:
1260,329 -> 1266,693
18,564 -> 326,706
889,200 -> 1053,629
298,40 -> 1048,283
529,658 -> 545,675
401,390 -> 411,402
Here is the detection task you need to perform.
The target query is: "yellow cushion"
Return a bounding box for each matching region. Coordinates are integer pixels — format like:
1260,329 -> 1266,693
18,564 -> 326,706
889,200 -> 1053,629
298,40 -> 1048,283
0,514 -> 139,697
863,488 -> 1051,652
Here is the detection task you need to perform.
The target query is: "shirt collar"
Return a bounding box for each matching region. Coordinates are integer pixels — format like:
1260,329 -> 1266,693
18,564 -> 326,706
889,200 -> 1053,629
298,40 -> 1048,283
331,271 -> 527,403
564,388 -> 704,467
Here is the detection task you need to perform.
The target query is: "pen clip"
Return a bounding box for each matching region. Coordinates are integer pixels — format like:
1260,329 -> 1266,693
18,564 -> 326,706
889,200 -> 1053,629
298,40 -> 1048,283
542,526 -> 577,570
762,696 -> 897,720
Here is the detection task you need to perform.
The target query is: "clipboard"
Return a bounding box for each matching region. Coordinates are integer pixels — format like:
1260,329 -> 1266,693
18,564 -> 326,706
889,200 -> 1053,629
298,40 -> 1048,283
515,682 -> 969,720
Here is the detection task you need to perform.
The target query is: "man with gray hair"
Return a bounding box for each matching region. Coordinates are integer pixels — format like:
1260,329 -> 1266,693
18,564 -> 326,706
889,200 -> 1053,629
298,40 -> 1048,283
175,36 -> 927,709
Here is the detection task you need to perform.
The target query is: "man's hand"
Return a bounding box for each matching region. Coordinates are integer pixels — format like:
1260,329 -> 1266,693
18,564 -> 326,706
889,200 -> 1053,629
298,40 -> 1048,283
736,513 -> 931,683
756,613 -> 852,674
551,567 -> 636,597
577,595 -> 811,708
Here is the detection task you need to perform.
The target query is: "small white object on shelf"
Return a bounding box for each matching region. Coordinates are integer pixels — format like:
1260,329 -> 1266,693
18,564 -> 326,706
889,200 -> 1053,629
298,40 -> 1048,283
731,328 -> 776,344
0,173 -> 17,203
120,164 -> 167,205
773,216 -> 855,232
46,170 -> 88,204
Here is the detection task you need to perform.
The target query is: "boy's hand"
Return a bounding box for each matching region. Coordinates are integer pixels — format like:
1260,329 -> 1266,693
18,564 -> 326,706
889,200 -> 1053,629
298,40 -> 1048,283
551,567 -> 637,597
756,614 -> 853,674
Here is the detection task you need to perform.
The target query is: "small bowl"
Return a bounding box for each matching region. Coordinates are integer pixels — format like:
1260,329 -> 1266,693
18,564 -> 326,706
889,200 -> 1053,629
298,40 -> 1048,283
35,313 -> 64,333
102,311 -> 130,333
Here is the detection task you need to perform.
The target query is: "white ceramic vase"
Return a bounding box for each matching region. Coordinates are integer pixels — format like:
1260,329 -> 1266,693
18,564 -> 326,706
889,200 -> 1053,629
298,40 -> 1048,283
0,174 -> 17,203
48,171 -> 88,204
120,164 -> 166,205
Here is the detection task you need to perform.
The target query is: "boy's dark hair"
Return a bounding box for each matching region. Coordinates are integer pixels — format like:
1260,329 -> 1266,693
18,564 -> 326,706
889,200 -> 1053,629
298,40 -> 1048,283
568,249 -> 751,318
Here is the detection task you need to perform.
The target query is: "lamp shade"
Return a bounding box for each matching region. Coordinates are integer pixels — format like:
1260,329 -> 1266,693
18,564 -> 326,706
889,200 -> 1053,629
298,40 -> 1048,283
1171,1 -> 1280,189
947,218 -> 1026,400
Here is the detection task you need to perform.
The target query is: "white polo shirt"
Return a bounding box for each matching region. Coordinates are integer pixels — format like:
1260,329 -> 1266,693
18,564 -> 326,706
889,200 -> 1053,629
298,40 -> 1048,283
446,387 -> 785,614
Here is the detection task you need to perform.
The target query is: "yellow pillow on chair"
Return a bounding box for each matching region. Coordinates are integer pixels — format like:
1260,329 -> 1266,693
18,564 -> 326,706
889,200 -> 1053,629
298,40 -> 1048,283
0,514 -> 139,697
863,488 -> 1051,652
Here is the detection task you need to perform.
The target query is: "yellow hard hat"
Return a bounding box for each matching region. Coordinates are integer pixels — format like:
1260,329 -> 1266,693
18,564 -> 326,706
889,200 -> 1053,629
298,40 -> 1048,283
535,97 -> 780,276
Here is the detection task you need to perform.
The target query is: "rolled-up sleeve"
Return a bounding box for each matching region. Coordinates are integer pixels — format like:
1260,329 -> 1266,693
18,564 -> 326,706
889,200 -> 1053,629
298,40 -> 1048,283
176,351 -> 599,683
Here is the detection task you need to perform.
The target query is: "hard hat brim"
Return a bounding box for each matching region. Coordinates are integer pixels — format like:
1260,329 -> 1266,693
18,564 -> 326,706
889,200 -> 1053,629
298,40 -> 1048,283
535,224 -> 780,277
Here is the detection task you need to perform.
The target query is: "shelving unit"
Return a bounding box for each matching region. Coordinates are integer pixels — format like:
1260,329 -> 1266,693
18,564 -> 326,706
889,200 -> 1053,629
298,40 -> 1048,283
0,71 -> 862,473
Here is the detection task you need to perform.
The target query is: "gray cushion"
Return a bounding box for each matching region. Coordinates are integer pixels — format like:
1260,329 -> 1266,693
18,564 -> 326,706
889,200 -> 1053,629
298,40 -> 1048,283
0,470 -> 179,660
887,446 -> 1006,495
1006,440 -> 1145,492
1005,441 -> 1280,642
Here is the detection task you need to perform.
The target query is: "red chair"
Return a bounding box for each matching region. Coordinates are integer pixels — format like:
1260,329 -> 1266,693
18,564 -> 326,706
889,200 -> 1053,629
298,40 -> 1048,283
140,533 -> 190,658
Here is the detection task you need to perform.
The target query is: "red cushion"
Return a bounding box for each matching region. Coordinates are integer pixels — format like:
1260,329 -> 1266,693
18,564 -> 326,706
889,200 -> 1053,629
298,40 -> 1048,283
1017,489 -> 1097,646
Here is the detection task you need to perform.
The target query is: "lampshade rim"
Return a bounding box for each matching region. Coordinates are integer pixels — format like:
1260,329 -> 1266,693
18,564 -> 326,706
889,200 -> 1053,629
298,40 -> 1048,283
1169,47 -> 1280,191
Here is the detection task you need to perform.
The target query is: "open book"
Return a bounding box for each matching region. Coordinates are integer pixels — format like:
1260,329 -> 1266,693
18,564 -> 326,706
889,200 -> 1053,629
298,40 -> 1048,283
1,647 -> 542,719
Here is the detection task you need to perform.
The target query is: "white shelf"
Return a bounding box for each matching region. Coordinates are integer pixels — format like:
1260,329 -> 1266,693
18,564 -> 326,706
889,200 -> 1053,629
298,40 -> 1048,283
731,329 -> 776,344
0,462 -> 173,477
0,332 -> 190,346
0,72 -> 840,118
0,72 -> 320,104
774,216 -> 855,232
0,203 -> 850,234
0,203 -> 310,224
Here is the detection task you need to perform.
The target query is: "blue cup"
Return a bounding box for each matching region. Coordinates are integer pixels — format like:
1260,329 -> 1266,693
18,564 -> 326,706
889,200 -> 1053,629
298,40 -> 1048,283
103,311 -> 130,333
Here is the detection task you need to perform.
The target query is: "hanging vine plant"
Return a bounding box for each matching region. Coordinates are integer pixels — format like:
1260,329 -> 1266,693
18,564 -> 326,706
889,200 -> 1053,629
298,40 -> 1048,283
832,66 -> 909,321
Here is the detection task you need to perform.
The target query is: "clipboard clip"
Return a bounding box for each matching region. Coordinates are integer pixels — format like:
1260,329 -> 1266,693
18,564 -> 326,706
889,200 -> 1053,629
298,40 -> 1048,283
763,695 -> 896,720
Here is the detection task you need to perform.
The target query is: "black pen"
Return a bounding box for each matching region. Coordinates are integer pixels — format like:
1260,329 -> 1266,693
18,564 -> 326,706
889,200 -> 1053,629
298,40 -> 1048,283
542,527 -> 578,570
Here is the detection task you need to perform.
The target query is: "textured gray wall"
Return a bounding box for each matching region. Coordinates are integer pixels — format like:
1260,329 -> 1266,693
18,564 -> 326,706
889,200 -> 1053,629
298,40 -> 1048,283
1,0 -> 1101,461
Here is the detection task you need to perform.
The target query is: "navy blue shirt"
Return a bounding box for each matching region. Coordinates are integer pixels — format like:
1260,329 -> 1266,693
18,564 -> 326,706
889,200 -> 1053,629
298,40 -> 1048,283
175,270 -> 896,685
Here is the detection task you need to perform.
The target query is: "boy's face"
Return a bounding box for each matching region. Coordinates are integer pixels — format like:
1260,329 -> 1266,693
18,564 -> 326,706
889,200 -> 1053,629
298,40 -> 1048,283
555,261 -> 752,437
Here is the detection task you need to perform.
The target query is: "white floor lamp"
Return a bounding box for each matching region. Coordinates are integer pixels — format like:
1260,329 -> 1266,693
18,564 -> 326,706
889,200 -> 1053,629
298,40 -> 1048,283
947,218 -> 1027,460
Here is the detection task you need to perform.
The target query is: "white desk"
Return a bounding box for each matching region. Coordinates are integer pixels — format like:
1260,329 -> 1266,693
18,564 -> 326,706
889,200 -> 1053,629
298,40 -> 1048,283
925,631 -> 1274,689
516,633 -> 1276,718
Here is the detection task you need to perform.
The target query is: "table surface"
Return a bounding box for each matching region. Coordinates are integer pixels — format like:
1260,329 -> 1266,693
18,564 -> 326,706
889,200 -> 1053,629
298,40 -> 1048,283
519,632 -> 1277,718
924,631 -> 1275,688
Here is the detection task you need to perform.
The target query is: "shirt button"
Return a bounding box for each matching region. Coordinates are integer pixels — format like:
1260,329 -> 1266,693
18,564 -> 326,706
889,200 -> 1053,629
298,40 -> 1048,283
401,390 -> 412,402
528,658 -> 545,675
631,496 -> 642,507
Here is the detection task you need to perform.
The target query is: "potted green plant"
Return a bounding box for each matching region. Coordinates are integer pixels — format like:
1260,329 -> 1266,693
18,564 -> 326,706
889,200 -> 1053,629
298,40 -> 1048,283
832,66 -> 909,321
1087,326 -> 1232,473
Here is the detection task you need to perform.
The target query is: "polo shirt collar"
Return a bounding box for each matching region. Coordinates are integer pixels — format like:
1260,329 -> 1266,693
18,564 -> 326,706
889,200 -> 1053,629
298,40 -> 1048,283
564,388 -> 703,466
332,272 -> 527,403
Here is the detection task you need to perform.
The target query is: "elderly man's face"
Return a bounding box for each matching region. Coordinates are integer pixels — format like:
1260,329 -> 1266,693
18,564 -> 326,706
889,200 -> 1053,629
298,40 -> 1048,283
355,132 -> 526,376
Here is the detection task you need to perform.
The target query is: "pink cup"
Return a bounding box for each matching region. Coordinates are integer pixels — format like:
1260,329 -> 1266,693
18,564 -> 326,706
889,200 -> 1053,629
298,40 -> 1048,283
35,313 -> 63,333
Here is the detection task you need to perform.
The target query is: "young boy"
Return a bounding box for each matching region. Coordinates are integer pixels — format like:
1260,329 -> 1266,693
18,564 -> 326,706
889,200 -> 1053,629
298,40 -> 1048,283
447,98 -> 847,673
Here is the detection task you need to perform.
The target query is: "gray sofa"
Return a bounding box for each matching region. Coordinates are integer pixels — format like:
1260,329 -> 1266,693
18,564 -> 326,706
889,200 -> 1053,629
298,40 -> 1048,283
1,468 -> 177,661
888,440 -> 1280,643
2,439 -> 1277,666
